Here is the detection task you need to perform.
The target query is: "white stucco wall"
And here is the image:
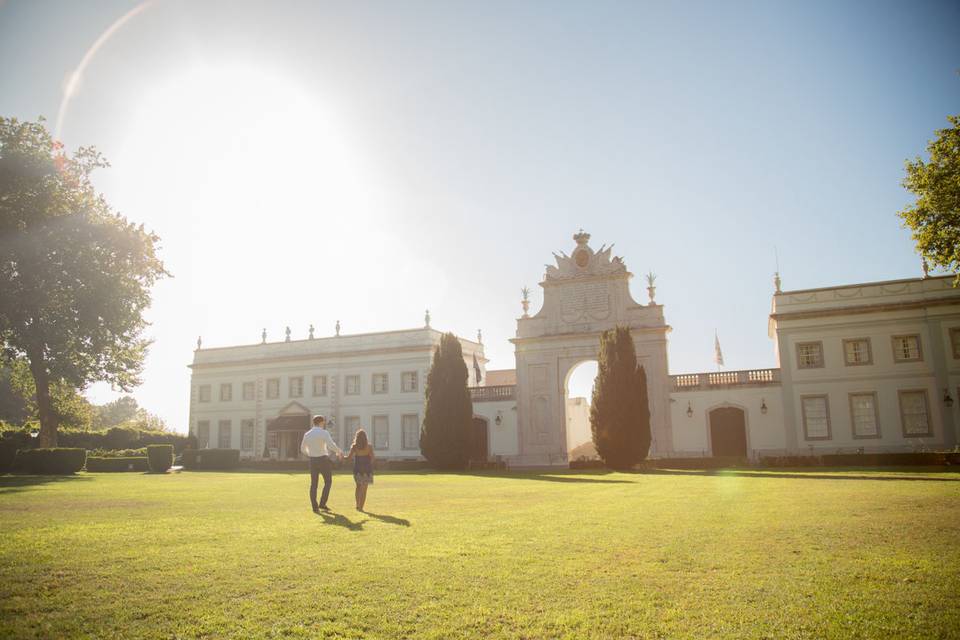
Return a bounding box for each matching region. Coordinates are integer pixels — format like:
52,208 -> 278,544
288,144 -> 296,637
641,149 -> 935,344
472,400 -> 519,457
670,388 -> 786,457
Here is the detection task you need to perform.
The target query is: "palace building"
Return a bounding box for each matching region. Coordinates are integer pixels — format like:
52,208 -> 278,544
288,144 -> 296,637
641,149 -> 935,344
188,231 -> 960,463
188,323 -> 487,460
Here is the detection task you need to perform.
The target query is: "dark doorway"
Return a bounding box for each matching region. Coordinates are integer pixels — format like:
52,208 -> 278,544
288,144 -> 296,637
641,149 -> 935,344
469,417 -> 489,462
709,407 -> 748,457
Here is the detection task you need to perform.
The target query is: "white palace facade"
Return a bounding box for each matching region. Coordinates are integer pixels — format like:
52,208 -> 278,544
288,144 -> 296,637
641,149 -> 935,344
188,231 -> 960,464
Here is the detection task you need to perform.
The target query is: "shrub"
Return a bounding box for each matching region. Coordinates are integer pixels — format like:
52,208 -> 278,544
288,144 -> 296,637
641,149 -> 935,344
182,448 -> 240,470
0,439 -> 19,474
85,456 -> 149,472
591,326 -> 651,470
420,332 -> 473,469
14,448 -> 86,474
147,444 -> 174,473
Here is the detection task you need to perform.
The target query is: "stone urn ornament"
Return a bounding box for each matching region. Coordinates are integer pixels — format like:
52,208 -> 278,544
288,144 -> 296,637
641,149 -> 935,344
646,271 -> 657,306
521,286 -> 531,318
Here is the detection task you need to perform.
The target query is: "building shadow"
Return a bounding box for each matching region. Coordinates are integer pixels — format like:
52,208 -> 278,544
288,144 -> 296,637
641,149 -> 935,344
363,511 -> 411,527
0,474 -> 94,495
643,468 -> 960,483
315,510 -> 367,531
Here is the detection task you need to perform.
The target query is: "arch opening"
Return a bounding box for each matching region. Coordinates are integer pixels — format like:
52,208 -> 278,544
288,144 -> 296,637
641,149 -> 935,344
564,360 -> 598,459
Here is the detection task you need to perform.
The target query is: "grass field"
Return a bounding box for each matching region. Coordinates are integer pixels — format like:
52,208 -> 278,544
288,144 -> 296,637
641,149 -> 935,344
1,468 -> 959,639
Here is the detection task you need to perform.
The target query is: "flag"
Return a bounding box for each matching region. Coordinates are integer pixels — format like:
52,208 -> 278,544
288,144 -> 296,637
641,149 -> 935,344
714,331 -> 724,367
473,353 -> 482,385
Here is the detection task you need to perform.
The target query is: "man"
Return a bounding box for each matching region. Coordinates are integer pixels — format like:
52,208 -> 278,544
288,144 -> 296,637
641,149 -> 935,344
300,415 -> 342,512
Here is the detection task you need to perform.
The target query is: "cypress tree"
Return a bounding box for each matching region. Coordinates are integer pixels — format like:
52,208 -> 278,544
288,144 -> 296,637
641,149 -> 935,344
590,326 -> 652,470
420,332 -> 473,469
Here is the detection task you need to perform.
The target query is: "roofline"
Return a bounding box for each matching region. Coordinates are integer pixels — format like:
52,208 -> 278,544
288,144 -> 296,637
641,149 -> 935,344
194,326 -> 486,354
777,274 -> 955,297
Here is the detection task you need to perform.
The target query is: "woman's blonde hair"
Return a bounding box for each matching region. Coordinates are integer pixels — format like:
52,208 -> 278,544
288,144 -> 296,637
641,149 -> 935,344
351,428 -> 369,451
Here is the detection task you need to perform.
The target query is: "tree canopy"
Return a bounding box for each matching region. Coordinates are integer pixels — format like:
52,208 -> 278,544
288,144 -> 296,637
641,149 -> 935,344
420,332 -> 473,469
590,326 -> 651,470
899,115 -> 960,278
0,117 -> 167,445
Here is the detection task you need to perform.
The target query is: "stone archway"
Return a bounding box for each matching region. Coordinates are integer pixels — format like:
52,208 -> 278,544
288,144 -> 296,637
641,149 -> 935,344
511,231 -> 673,464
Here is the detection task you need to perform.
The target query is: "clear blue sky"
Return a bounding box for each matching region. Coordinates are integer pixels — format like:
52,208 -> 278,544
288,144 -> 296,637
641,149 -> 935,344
1,0 -> 958,431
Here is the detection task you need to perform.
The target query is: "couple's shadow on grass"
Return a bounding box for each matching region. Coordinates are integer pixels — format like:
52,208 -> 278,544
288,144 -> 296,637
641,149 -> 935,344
316,509 -> 411,530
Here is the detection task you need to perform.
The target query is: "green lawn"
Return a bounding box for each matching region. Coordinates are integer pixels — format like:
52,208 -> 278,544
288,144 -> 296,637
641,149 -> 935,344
1,468 -> 959,639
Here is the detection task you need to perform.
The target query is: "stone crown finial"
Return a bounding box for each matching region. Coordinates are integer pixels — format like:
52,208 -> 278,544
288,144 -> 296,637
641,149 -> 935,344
573,229 -> 590,246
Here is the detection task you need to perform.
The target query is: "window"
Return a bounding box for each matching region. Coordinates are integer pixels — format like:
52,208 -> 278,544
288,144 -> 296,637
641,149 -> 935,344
796,342 -> 824,369
892,335 -> 922,362
899,390 -> 932,437
198,385 -> 211,403
267,432 -> 278,450
951,328 -> 960,359
218,420 -> 232,448
196,421 -> 210,448
241,419 -> 255,450
344,416 -> 361,448
402,371 -> 419,393
312,375 -> 327,397
266,378 -> 280,399
849,393 -> 879,438
843,338 -> 872,366
801,395 -> 831,440
242,382 -> 255,401
372,415 -> 389,450
402,414 -> 420,450
220,383 -> 232,401
345,375 -> 360,395
289,376 -> 304,398
372,373 -> 388,394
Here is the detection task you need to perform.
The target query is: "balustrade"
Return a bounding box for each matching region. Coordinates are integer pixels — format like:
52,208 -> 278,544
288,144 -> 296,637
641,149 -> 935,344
670,368 -> 780,391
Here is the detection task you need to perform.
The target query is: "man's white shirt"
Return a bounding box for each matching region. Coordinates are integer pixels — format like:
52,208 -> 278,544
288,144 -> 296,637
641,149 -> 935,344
300,427 -> 342,458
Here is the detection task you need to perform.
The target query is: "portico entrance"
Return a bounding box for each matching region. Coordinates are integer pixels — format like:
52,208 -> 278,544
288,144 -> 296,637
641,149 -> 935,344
266,402 -> 311,460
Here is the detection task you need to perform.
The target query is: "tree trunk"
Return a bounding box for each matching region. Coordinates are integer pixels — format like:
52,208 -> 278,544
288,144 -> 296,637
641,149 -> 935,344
28,350 -> 57,448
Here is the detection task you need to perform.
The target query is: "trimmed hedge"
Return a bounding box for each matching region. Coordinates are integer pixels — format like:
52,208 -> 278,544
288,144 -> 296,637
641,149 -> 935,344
14,448 -> 86,474
147,445 -> 174,473
182,448 -> 240,470
761,453 -> 956,467
820,452 -> 949,467
85,456 -> 149,472
88,447 -> 147,458
0,424 -> 196,454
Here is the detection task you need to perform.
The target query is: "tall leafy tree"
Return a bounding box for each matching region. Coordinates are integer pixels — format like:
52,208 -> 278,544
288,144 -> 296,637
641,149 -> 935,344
0,117 -> 167,446
420,332 -> 472,469
899,115 -> 960,278
590,326 -> 651,470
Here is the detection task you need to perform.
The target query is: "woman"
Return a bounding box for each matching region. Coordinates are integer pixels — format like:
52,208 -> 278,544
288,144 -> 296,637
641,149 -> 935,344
344,428 -> 374,511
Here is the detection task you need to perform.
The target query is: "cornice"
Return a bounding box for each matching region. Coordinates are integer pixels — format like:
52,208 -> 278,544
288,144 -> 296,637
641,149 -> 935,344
770,296 -> 960,323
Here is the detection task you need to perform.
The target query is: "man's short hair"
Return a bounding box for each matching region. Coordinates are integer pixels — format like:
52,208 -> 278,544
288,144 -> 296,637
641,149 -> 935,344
312,415 -> 325,425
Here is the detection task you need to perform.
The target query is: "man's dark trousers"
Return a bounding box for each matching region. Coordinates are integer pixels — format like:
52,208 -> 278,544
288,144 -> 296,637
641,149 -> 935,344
309,456 -> 333,510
